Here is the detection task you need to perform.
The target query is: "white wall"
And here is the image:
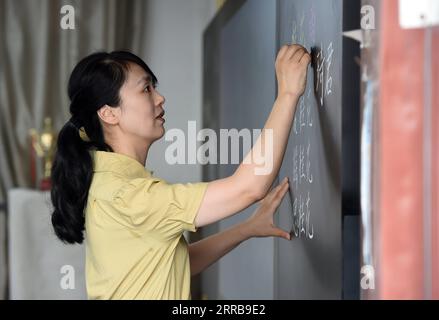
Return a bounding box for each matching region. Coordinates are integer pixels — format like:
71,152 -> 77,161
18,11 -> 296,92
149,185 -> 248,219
140,0 -> 217,184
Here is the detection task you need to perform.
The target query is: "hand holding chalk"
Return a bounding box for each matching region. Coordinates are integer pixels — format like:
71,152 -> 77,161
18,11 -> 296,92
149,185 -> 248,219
275,44 -> 311,99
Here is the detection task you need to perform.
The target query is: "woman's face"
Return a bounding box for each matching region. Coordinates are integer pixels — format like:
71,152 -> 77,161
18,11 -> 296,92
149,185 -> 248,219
117,62 -> 166,143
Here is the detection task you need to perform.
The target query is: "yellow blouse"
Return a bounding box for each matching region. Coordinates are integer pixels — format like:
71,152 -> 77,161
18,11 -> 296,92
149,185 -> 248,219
84,150 -> 208,299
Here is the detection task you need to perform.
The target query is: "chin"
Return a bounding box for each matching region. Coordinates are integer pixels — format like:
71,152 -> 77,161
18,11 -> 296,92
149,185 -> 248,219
153,129 -> 165,142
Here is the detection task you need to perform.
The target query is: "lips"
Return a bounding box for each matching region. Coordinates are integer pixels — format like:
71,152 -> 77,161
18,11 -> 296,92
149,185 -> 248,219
156,110 -> 165,119
156,110 -> 165,123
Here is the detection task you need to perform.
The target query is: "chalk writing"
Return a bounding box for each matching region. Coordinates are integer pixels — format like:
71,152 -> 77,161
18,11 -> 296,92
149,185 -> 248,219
315,42 -> 334,107
292,191 -> 314,239
288,7 -> 339,240
291,94 -> 315,240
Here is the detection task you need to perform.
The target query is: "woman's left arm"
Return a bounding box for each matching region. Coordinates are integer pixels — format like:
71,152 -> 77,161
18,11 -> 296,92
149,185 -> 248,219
188,177 -> 291,277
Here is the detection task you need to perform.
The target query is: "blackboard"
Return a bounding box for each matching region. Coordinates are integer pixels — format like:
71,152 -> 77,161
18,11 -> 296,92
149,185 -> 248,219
202,0 -> 360,299
275,0 -> 360,299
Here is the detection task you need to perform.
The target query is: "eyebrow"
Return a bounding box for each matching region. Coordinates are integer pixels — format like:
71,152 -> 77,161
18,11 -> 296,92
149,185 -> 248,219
136,75 -> 153,87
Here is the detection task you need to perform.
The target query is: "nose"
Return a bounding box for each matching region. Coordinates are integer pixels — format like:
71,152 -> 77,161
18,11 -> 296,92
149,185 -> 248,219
155,90 -> 165,107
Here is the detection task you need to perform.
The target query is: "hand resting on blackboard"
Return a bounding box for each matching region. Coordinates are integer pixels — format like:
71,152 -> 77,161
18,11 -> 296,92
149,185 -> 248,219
188,177 -> 291,276
241,177 -> 291,241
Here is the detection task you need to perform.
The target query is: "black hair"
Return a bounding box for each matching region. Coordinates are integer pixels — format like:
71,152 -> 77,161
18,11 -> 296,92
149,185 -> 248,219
51,51 -> 157,244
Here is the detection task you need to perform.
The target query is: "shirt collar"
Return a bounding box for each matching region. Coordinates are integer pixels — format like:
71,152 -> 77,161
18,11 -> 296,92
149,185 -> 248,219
91,150 -> 152,179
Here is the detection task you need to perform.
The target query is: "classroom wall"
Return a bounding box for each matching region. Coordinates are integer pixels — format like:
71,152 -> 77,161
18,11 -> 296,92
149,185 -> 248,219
140,0 -> 217,183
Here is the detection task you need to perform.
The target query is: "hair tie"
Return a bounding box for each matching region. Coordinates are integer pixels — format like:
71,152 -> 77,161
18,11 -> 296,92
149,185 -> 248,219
69,116 -> 90,142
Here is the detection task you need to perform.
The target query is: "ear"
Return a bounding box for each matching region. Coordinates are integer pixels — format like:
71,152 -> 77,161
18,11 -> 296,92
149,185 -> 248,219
97,105 -> 120,126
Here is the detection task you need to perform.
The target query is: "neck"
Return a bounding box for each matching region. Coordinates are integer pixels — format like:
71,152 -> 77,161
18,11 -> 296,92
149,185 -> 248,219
111,139 -> 151,166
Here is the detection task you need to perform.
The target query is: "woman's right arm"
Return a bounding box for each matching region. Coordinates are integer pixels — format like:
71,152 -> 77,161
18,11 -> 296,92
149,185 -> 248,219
195,44 -> 311,228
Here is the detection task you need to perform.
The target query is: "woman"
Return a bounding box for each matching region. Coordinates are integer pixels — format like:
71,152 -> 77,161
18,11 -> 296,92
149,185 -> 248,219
51,45 -> 310,299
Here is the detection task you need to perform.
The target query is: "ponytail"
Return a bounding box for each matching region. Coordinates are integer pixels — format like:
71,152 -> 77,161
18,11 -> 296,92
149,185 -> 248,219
51,120 -> 95,244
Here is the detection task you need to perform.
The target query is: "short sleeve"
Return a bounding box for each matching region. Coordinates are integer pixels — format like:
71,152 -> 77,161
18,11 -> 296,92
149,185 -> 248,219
112,177 -> 208,240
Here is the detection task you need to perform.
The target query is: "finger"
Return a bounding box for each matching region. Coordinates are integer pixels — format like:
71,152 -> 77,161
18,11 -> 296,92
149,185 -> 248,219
277,177 -> 288,187
280,180 -> 290,195
290,48 -> 306,63
266,178 -> 289,202
271,177 -> 288,193
300,52 -> 312,65
277,44 -> 290,60
273,227 -> 291,240
271,188 -> 288,211
269,186 -> 289,212
285,44 -> 303,60
276,179 -> 289,197
269,178 -> 288,199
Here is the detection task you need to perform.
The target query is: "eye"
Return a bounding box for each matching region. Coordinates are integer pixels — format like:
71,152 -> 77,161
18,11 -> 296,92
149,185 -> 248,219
143,83 -> 157,94
143,84 -> 152,93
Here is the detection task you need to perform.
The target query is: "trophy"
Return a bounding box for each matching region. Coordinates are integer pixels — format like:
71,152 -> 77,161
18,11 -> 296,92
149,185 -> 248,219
29,117 -> 57,190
